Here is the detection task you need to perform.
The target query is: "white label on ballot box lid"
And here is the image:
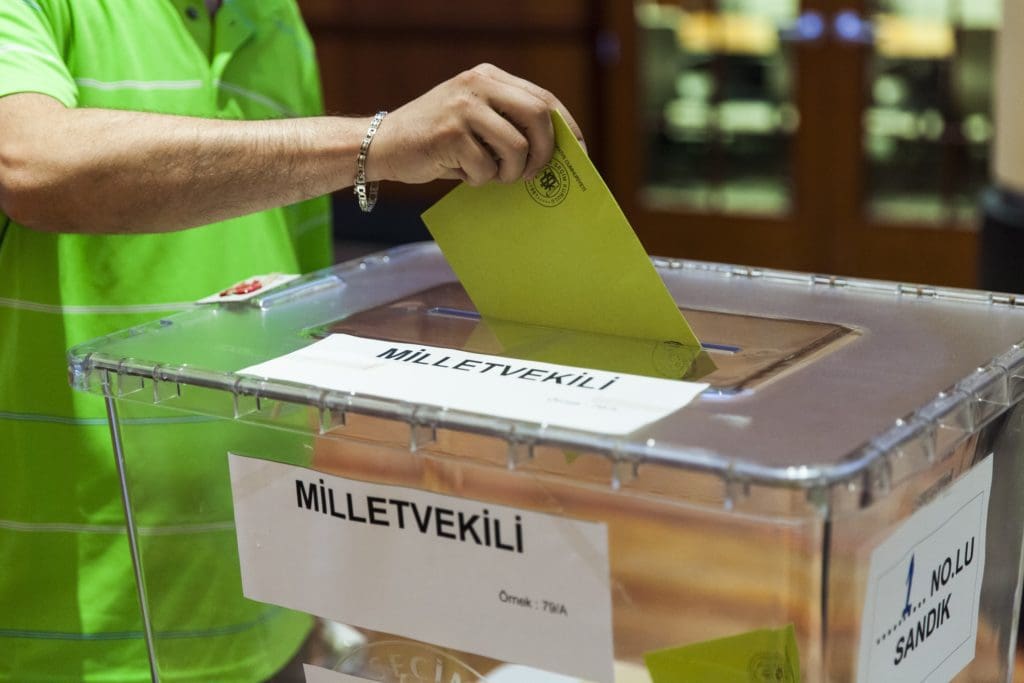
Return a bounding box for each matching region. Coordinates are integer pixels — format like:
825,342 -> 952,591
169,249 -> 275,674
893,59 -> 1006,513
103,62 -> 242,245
239,334 -> 707,435
229,454 -> 614,683
197,273 -> 299,303
855,454 -> 993,683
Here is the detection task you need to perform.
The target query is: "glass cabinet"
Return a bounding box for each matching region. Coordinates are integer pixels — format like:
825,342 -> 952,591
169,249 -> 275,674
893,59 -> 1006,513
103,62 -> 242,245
864,0 -> 998,225
604,0 -> 1002,286
637,0 -> 801,216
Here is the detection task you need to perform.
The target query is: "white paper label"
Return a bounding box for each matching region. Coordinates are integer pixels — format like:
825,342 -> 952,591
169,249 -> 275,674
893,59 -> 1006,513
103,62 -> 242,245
303,665 -> 370,683
239,334 -> 706,435
302,663 -> 581,683
197,273 -> 299,303
230,454 -> 614,683
856,455 -> 993,683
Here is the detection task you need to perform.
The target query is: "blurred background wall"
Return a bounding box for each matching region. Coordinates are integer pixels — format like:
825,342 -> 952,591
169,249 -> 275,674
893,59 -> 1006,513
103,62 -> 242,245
298,0 -> 1006,289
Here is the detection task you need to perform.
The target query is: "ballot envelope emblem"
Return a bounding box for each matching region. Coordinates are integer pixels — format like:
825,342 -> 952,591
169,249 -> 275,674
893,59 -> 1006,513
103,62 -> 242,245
748,651 -> 795,683
651,340 -> 699,378
525,156 -> 570,207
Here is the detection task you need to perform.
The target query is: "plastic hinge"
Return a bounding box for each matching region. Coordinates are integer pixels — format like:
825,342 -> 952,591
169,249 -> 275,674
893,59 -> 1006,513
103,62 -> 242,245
408,405 -> 438,453
993,342 -> 1024,404
916,388 -> 974,457
610,459 -> 638,491
69,353 -> 96,393
897,283 -> 937,298
989,292 -> 1022,306
811,274 -> 848,288
115,359 -> 145,397
317,389 -> 347,434
506,440 -> 534,470
723,462 -> 751,512
231,376 -> 264,418
869,415 -> 931,458
827,442 -> 890,511
869,416 -> 936,491
151,364 -> 182,404
505,424 -> 535,470
651,257 -> 672,269
609,440 -> 637,491
955,365 -> 1011,431
861,445 -> 892,506
804,479 -> 831,516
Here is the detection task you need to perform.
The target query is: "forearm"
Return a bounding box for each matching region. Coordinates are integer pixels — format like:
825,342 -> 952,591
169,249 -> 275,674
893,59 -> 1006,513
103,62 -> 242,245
0,66 -> 587,235
0,95 -> 372,234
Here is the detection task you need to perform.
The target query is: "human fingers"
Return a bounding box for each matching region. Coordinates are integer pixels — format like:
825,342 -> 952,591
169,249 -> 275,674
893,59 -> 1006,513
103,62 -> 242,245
471,63 -> 587,151
481,87 -> 554,180
469,106 -> 532,183
452,134 -> 499,186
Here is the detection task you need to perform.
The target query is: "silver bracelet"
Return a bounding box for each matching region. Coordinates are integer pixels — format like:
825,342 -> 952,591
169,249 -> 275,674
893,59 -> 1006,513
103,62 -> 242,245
354,110 -> 387,213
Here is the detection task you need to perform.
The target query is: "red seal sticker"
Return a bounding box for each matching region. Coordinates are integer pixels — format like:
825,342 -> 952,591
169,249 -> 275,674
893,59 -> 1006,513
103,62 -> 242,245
198,273 -> 300,304
220,279 -> 264,297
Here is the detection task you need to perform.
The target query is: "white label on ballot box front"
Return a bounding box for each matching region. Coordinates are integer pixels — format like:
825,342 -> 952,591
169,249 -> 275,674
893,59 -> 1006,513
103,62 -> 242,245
239,334 -> 707,435
856,454 -> 993,683
229,454 -> 614,683
303,666 -> 368,683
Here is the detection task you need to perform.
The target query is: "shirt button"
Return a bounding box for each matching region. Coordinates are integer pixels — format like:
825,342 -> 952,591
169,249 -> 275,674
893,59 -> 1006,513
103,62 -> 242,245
185,6 -> 199,19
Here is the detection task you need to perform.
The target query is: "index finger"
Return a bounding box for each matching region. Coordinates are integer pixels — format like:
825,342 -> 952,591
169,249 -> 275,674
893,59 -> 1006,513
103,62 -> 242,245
471,64 -> 587,152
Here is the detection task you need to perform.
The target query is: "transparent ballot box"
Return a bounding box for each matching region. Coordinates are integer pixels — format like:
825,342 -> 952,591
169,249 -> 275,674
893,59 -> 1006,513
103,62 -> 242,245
69,242 -> 1024,682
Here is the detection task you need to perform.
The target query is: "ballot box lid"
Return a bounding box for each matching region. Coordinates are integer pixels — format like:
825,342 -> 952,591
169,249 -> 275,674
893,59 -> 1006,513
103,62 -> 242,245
69,242 -> 1024,506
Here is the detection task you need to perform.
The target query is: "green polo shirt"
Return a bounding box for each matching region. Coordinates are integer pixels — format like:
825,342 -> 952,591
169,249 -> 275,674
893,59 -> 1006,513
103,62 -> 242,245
0,1 -> 331,681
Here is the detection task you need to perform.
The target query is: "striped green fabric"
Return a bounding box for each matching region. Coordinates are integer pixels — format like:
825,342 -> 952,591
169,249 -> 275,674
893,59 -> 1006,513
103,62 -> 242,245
0,1 -> 332,680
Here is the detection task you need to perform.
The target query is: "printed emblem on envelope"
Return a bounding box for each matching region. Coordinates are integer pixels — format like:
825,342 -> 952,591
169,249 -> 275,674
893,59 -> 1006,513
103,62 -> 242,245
748,651 -> 796,682
525,156 -> 570,207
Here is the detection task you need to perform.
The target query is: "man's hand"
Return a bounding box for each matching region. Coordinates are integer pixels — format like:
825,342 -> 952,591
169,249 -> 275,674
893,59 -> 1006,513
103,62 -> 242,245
0,64 -> 583,234
369,64 -> 585,187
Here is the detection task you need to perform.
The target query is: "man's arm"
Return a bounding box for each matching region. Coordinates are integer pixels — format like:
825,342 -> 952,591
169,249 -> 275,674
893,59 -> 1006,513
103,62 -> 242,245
0,64 -> 584,235
0,97 -> 368,234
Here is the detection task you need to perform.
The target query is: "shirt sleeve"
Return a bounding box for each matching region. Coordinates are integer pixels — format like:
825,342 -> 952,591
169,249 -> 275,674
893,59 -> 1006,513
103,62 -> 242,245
0,0 -> 77,106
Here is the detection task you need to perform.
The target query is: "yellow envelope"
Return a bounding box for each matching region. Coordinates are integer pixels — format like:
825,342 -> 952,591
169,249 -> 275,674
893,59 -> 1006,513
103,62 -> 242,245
421,111 -> 702,351
644,624 -> 802,683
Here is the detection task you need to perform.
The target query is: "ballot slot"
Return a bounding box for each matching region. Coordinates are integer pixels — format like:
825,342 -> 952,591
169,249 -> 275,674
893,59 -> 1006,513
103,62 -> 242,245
314,282 -> 857,393
429,306 -> 743,355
